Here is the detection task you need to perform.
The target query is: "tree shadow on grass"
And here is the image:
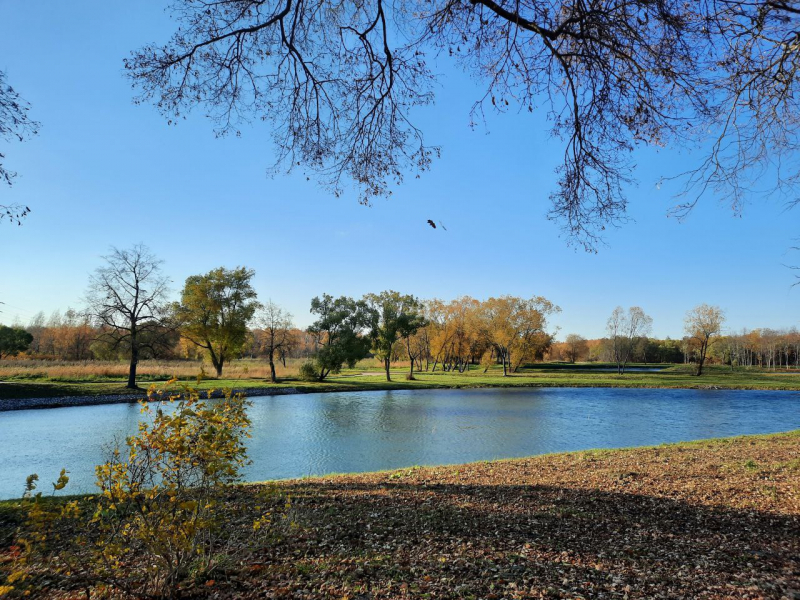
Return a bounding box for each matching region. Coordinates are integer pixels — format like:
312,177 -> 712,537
231,479 -> 799,599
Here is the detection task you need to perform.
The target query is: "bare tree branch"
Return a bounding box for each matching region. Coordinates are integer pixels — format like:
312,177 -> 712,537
126,1 -> 800,250
0,70 -> 39,226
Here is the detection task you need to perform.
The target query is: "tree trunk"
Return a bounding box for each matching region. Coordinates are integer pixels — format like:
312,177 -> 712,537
405,338 -> 416,380
206,344 -> 224,378
268,348 -> 277,383
696,343 -> 706,376
385,357 -> 391,382
127,344 -> 139,389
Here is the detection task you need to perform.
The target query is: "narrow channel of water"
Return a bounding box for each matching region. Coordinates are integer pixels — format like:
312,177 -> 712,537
1,387 -> 799,499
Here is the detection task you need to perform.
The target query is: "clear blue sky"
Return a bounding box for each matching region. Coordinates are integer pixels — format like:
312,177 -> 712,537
0,2 -> 797,338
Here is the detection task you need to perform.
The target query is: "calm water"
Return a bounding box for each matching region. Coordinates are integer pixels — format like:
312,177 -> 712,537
1,387 -> 799,499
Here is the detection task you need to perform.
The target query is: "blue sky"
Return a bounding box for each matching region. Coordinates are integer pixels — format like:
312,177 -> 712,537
0,1 -> 797,338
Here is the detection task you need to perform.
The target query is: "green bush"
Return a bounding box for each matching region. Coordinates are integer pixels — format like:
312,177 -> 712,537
298,361 -> 319,382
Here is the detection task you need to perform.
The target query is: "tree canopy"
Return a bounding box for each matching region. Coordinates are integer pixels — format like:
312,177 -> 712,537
0,324 -> 33,359
685,304 -> 725,376
307,294 -> 375,380
364,291 -> 426,381
125,0 -> 800,249
174,267 -> 259,377
481,295 -> 559,376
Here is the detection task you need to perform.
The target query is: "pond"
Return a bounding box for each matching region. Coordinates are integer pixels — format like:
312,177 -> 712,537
1,386 -> 799,499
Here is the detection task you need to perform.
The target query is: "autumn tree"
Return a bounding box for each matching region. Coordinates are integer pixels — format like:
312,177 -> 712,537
174,267 -> 259,377
481,296 -> 559,376
125,1 -> 800,249
606,306 -> 653,374
254,300 -> 294,383
429,296 -> 484,373
427,298 -> 457,373
405,326 -> 432,374
0,324 -> 32,358
564,334 -> 588,364
307,294 -> 375,381
56,309 -> 95,361
684,304 -> 725,376
364,291 -> 427,381
1,70 -> 39,225
86,245 -> 172,388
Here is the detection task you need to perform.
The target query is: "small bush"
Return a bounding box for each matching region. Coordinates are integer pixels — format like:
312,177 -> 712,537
9,384 -> 278,599
298,361 -> 319,382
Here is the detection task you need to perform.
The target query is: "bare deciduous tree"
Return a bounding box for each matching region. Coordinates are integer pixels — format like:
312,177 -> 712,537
564,333 -> 588,364
607,306 -> 653,374
1,70 -> 39,225
254,300 -> 293,382
673,2 -> 800,216
86,244 -> 172,389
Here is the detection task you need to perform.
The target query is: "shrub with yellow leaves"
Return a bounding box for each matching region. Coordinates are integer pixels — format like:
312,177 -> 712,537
6,383 -> 264,599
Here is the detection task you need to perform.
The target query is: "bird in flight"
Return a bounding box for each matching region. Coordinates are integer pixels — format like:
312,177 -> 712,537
427,220 -> 447,231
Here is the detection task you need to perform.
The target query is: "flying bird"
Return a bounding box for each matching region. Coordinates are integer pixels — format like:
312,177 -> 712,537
427,220 -> 447,231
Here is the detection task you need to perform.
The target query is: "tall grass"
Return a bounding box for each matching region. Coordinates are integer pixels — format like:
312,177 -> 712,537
0,358 -> 302,382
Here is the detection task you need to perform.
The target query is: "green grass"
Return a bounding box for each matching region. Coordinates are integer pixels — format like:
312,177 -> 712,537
2,362 -> 800,402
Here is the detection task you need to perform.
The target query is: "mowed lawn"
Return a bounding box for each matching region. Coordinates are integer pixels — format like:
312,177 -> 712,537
3,361 -> 800,401
1,431 -> 798,598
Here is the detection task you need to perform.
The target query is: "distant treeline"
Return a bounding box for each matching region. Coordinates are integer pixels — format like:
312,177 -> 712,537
548,329 -> 800,369
548,337 -> 684,364
5,294 -> 560,375
0,244 -> 791,387
6,306 -> 795,370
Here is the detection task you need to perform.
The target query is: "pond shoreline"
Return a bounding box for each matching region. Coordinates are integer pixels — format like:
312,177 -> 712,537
2,378 -> 800,411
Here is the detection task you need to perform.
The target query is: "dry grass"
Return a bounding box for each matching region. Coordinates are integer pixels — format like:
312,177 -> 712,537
0,358 -> 302,382
0,357 -> 404,384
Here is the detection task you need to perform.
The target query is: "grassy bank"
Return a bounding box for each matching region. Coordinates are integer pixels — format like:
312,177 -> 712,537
2,431 -> 798,598
3,361 -> 800,402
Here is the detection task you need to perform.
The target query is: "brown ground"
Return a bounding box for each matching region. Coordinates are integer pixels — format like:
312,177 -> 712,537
4,432 -> 800,598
